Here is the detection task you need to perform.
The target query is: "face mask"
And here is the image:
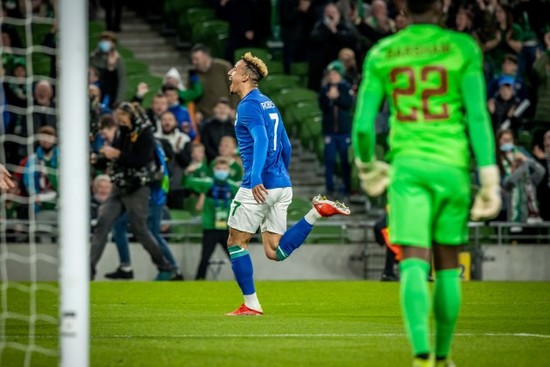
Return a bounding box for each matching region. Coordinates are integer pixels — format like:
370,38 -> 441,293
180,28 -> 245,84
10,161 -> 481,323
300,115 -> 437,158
213,170 -> 229,181
500,143 -> 515,152
98,40 -> 112,53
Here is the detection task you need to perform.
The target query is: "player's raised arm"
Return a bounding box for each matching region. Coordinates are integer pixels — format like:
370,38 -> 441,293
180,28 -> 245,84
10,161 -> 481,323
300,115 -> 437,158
352,50 -> 389,196
460,38 -> 501,220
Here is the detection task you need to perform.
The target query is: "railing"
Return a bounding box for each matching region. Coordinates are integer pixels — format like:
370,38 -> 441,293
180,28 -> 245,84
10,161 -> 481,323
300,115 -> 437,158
2,218 -> 549,245
2,218 -> 549,280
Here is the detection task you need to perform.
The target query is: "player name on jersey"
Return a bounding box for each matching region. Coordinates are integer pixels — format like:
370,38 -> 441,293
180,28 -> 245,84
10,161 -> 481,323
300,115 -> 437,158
260,101 -> 275,110
386,44 -> 451,59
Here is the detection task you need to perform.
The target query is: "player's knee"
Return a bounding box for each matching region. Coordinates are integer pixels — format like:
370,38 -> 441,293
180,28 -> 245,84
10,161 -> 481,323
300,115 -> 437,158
264,248 -> 278,261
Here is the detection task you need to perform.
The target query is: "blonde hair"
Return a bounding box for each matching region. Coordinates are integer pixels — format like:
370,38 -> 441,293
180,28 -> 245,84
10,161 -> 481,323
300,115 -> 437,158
242,52 -> 268,81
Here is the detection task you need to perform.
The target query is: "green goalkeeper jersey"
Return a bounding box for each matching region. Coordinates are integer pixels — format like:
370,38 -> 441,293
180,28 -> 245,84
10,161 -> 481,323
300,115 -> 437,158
353,24 -> 495,169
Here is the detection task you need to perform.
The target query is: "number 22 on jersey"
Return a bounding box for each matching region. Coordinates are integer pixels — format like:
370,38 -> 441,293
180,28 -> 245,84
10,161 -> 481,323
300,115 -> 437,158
390,65 -> 449,123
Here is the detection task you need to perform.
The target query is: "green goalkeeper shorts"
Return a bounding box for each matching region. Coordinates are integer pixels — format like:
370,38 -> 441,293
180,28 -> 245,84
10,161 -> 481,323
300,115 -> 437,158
388,157 -> 470,248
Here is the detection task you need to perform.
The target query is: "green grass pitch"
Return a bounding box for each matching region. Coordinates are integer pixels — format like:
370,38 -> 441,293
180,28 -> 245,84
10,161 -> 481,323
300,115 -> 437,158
2,281 -> 550,367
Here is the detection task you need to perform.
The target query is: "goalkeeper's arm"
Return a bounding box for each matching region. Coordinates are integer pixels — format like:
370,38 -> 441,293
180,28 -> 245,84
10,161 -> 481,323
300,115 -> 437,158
352,52 -> 384,164
461,41 -> 501,220
352,51 -> 388,196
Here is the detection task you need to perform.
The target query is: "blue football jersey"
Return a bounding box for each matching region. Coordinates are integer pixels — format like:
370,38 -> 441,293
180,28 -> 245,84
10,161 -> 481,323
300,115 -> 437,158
235,89 -> 292,189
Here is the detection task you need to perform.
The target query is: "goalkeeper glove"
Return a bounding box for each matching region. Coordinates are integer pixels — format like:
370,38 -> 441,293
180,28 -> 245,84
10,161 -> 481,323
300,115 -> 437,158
471,165 -> 502,221
355,158 -> 390,197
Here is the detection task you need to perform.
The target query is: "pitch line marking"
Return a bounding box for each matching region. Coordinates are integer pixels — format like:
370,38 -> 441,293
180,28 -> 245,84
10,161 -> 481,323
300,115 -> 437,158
3,333 -> 549,339
99,333 -> 550,339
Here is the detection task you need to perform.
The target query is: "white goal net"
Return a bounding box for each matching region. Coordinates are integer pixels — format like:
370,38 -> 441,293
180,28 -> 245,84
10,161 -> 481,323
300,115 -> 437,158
0,0 -> 89,366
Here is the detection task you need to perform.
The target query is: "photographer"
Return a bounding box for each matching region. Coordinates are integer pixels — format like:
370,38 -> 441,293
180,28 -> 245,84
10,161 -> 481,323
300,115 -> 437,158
90,102 -> 175,280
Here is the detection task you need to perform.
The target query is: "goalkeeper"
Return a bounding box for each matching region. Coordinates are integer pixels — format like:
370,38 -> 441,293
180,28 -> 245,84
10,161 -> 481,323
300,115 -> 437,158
352,1 -> 501,366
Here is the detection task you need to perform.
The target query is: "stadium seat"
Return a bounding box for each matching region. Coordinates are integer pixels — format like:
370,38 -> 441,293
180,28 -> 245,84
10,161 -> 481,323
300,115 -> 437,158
290,62 -> 309,87
234,47 -> 272,63
267,60 -> 285,75
187,7 -> 218,44
261,74 -> 301,95
211,33 -> 229,59
168,209 -> 193,242
125,59 -> 150,77
192,20 -> 229,45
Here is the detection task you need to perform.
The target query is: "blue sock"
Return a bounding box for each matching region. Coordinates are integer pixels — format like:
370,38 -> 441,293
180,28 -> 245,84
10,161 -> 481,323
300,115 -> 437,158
228,246 -> 255,295
276,218 -> 314,261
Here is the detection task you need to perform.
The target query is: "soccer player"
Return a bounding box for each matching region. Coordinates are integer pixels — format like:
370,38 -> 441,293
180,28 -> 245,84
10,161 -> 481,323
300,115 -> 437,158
225,52 -> 351,316
352,1 -> 501,366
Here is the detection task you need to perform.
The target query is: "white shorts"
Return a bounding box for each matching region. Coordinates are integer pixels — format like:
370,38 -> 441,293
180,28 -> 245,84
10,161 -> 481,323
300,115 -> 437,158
227,187 -> 293,235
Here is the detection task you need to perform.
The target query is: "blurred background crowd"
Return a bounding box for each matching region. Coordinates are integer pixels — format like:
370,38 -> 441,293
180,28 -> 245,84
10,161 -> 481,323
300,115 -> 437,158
1,0 -> 549,269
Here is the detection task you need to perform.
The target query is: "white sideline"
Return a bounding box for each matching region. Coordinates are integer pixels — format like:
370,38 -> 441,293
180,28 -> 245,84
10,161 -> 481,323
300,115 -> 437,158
99,333 -> 550,339
3,333 -> 549,340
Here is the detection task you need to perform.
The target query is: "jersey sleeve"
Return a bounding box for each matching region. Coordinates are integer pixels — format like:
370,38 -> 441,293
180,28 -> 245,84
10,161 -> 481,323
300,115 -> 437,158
352,48 -> 385,163
459,37 -> 496,167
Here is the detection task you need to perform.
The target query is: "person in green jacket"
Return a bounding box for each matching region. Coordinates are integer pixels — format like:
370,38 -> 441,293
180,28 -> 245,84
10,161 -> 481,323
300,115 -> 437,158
184,157 -> 240,280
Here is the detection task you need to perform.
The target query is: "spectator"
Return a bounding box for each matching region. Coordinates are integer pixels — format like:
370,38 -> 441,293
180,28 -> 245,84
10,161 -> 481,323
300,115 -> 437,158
2,174 -> 28,243
90,114 -> 117,175
308,3 -> 357,90
483,4 -> 522,76
395,12 -> 409,32
4,58 -> 28,109
102,0 -> 123,32
90,102 -> 176,280
156,111 -> 191,154
363,0 -> 396,37
211,136 -> 243,182
190,43 -> 237,120
162,67 -> 203,106
530,32 -> 550,141
488,76 -> 521,133
1,23 -> 24,73
183,142 -> 209,180
3,57 -> 27,165
216,0 -> 271,63
40,19 -> 57,78
22,126 -> 59,242
337,48 -> 360,95
511,0 -> 550,77
146,93 -> 169,133
353,0 -> 396,53
487,54 -> 524,99
201,97 -> 236,162
318,61 -> 354,198
184,157 -> 239,280
155,110 -> 191,208
452,7 -> 474,35
533,129 -> 550,221
162,84 -> 195,139
33,80 -> 57,131
496,129 -> 545,224
89,84 -> 111,134
279,0 -> 318,74
89,31 -> 127,109
91,174 -> 112,221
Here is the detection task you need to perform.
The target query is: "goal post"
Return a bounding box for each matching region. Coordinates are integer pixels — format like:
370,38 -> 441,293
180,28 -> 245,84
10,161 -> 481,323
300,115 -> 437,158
58,0 -> 89,366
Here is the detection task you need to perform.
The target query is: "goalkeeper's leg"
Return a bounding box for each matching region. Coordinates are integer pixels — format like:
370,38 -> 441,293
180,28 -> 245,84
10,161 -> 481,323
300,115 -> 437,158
432,246 -> 462,364
400,247 -> 432,361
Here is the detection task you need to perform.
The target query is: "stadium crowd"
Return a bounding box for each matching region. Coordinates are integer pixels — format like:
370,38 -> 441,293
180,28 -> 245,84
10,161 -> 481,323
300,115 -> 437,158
1,0 -> 550,277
